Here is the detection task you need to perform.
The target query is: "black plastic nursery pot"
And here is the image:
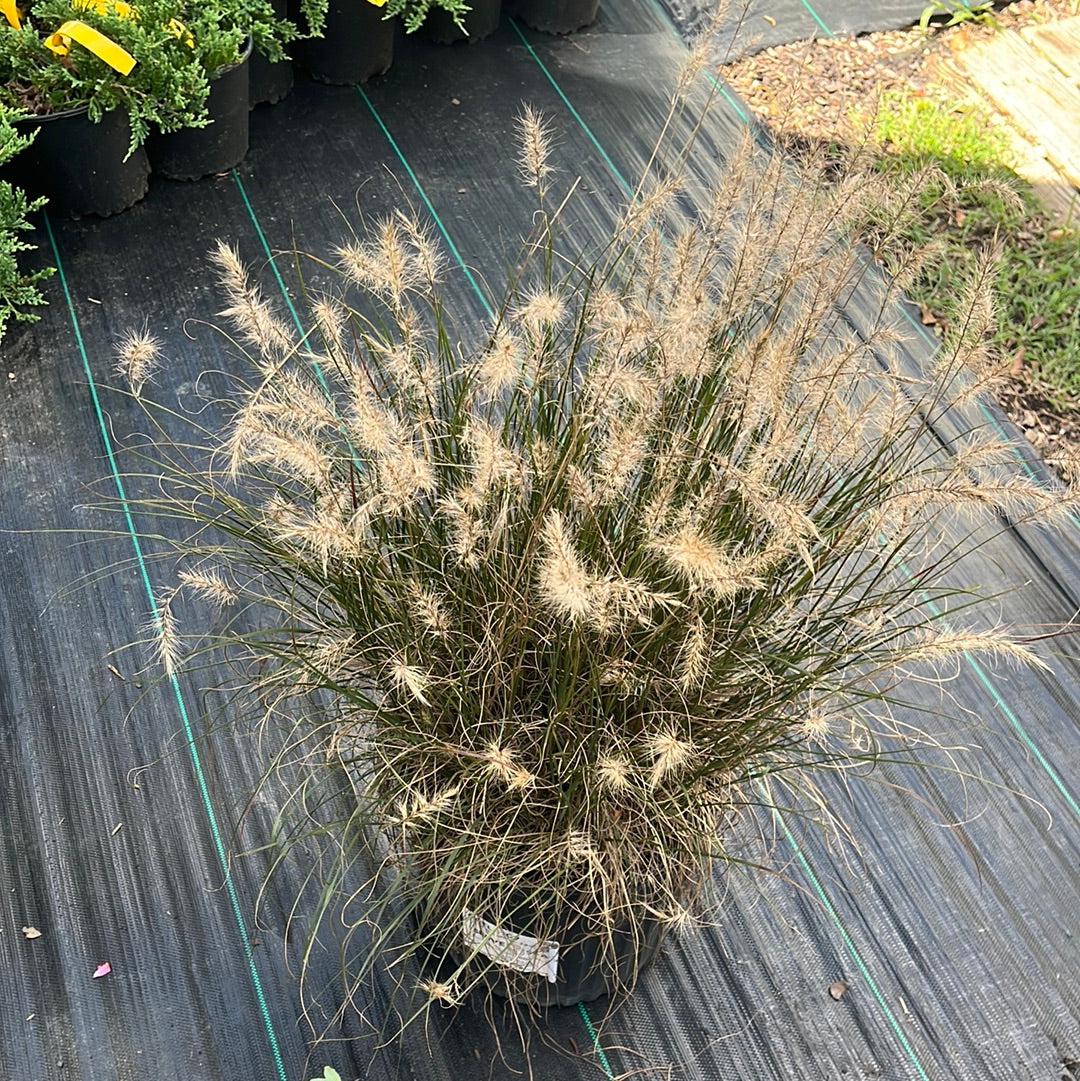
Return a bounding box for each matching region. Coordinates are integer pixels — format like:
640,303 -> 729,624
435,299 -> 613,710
10,106 -> 149,218
448,897 -> 670,1007
149,40 -> 252,180
293,0 -> 394,86
509,0 -> 599,34
250,0 -> 295,106
426,0 -> 501,43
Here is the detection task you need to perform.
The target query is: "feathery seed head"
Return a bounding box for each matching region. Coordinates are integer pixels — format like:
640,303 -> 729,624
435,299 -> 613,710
653,525 -> 766,599
389,654 -> 432,705
516,104 -> 554,194
114,327 -> 162,396
478,328 -> 523,394
596,755 -> 632,793
538,512 -> 596,623
515,289 -> 565,336
647,729 -> 695,788
177,568 -> 237,608
798,711 -> 831,743
153,587 -> 182,677
418,978 -> 458,1007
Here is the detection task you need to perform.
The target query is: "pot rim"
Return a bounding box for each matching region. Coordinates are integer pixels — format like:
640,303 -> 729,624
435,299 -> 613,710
210,35 -> 253,79
11,102 -> 96,125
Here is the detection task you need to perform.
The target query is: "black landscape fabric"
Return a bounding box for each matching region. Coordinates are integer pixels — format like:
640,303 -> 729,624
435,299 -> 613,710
2,2 -> 1079,1080
661,0 -> 943,55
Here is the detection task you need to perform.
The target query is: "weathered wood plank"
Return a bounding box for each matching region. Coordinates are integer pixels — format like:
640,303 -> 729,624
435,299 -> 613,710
930,49 -> 1079,223
1021,16 -> 1080,88
952,28 -> 1080,187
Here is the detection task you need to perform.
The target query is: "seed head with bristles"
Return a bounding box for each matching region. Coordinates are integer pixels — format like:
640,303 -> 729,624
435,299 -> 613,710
114,326 -> 162,396
647,729 -> 695,788
652,525 -> 766,599
477,328 -> 523,394
388,655 -> 432,705
152,587 -> 182,677
515,105 -> 554,197
537,512 -> 596,623
596,754 -> 632,794
514,289 -> 565,336
209,240 -> 294,363
177,568 -> 237,608
893,627 -> 1050,673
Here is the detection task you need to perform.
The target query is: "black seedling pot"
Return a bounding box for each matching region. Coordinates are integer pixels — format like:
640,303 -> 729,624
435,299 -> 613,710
250,0 -> 294,106
510,0 -> 598,34
11,106 -> 149,218
150,40 -> 252,180
294,0 -> 394,85
426,0 -> 501,43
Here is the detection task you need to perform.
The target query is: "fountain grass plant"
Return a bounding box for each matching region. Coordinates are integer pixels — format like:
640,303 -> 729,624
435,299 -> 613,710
108,63 -> 1075,1049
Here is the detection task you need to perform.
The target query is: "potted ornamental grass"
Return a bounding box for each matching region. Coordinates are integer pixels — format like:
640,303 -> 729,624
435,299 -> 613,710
249,0 -> 310,105
110,95 -> 1073,1032
0,112 -> 52,342
0,0 -> 210,214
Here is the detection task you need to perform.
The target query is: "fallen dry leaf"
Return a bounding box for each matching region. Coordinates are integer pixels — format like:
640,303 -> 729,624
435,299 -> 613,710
22,926 -> 42,940
829,980 -> 850,1000
919,304 -> 937,326
92,962 -> 112,979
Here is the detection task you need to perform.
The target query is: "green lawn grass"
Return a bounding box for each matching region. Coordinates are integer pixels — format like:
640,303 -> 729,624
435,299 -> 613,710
872,90 -> 1080,401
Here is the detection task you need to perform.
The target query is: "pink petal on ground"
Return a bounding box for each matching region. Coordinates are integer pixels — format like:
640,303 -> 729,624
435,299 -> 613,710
92,962 -> 112,979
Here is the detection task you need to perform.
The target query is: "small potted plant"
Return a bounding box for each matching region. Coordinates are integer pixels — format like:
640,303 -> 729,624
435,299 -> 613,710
149,0 -> 294,179
249,0 -> 301,106
0,110 -> 53,342
413,0 -> 500,43
292,0 -> 392,86
0,0 -> 210,214
508,0 -> 597,34
115,109 -> 1070,1028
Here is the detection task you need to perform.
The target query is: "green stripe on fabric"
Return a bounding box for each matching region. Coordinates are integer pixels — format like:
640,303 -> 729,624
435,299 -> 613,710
774,807 -> 932,1081
577,1002 -> 616,1078
355,87 -> 495,320
795,0 -> 834,36
44,213 -> 289,1081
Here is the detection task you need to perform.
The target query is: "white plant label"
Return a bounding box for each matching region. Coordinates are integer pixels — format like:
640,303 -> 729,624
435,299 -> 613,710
461,909 -> 560,984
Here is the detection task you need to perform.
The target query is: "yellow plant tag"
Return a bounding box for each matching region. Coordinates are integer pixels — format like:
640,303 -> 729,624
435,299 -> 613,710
0,0 -> 21,29
44,20 -> 137,75
367,0 -> 387,6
